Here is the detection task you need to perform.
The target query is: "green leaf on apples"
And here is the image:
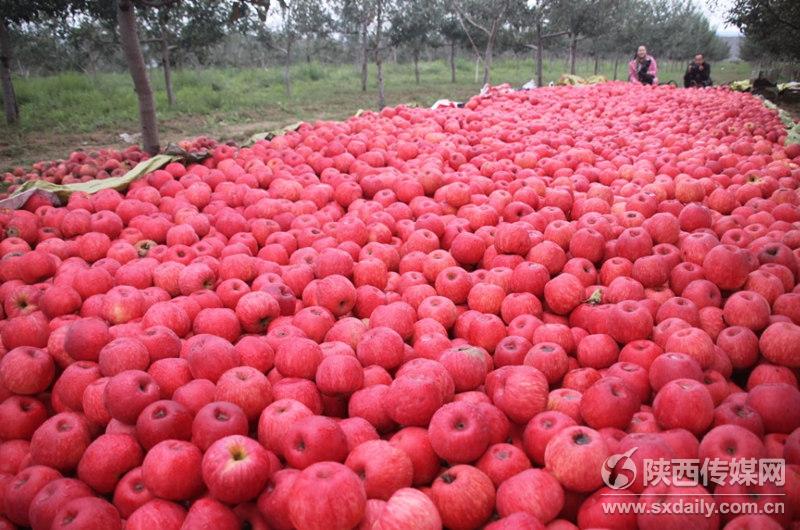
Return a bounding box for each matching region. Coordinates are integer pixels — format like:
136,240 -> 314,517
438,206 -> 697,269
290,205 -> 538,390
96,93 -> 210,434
787,122 -> 800,146
585,289 -> 603,305
246,122 -> 305,145
0,154 -> 180,209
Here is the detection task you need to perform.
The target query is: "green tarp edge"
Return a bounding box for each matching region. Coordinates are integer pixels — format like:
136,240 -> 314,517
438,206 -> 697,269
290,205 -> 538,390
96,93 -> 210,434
759,96 -> 800,146
246,122 -> 305,146
787,122 -> 800,146
0,154 -> 179,210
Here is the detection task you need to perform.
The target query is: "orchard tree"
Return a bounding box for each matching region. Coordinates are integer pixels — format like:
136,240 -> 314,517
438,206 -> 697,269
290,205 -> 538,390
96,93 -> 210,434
137,0 -> 230,106
724,0 -> 799,60
439,13 -> 467,83
95,0 -> 283,156
113,0 -> 173,155
374,0 -> 391,109
1,0 -> 78,124
340,0 -> 377,92
277,0 -> 334,96
340,0 -> 392,107
549,0 -> 621,75
64,16 -> 121,77
670,2 -> 728,60
389,0 -> 442,84
171,0 -> 230,65
605,0 -> 728,64
511,0 -> 566,87
450,0 -> 520,84
148,5 -> 178,106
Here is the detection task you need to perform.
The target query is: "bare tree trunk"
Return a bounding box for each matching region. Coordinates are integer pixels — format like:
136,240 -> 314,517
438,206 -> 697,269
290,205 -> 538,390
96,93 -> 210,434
283,7 -> 292,97
87,51 -> 99,79
284,37 -> 293,97
0,18 -> 19,125
449,40 -> 456,83
483,34 -> 494,85
413,48 -> 420,84
569,34 -> 578,75
613,56 -> 619,80
158,10 -> 175,107
360,19 -> 369,92
117,0 -> 159,155
375,0 -> 385,109
474,56 -> 480,83
535,20 -> 543,87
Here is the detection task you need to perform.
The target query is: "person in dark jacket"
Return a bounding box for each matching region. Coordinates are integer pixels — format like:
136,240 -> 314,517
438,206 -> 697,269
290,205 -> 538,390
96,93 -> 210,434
684,54 -> 712,88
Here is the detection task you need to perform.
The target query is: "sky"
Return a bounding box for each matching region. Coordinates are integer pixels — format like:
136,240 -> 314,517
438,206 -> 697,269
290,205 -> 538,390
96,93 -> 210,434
698,0 -> 743,36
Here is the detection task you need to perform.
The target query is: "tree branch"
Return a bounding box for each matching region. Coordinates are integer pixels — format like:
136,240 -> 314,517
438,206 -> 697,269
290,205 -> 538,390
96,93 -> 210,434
452,2 -> 490,35
453,10 -> 484,60
763,0 -> 800,30
135,0 -> 180,8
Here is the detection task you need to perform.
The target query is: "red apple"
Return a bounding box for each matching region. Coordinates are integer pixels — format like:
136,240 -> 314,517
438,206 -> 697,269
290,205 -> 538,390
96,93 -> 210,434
142,439 -> 203,501
0,346 -> 54,395
77,434 -> 142,494
430,465 -> 495,530
29,412 -> 91,472
289,462 -> 367,530
125,499 -> 186,530
374,487 -> 442,530
192,401 -> 249,451
475,443 -> 531,487
28,477 -> 93,530
653,378 -> 714,435
103,369 -> 161,425
496,468 -> 564,523
345,439 -> 414,500
214,366 -> 273,422
257,469 -> 300,530
257,398 -> 314,456
746,383 -> 800,434
51,496 -> 122,530
579,376 -> 640,430
181,497 -> 239,530
283,414 -> 348,469
112,467 -> 153,519
760,322 -> 800,367
544,426 -> 610,493
485,365 -> 549,425
201,435 -> 273,504
3,465 -> 62,526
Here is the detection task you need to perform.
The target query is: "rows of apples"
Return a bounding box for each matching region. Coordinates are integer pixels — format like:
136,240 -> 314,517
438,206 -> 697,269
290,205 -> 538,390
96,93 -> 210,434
1,82 -> 800,530
1,138 -> 220,194
1,148 -> 147,192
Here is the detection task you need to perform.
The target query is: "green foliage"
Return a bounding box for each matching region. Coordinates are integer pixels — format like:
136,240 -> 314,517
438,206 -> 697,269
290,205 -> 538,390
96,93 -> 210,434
0,0 -> 77,24
549,0 -> 620,42
590,0 -> 729,61
295,62 -> 326,81
389,0 -> 443,51
725,0 -> 799,61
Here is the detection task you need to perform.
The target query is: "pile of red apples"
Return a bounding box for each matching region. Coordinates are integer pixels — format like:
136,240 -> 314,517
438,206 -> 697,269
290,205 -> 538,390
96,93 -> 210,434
1,82 -> 800,530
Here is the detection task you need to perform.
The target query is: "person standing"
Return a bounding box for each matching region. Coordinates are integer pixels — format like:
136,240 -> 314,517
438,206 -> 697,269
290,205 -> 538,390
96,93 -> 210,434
629,45 -> 658,85
684,53 -> 713,87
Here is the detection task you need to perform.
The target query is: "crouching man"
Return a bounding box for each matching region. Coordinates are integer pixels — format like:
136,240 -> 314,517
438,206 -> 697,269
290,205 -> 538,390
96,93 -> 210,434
684,54 -> 712,88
